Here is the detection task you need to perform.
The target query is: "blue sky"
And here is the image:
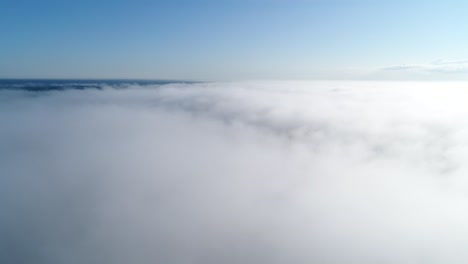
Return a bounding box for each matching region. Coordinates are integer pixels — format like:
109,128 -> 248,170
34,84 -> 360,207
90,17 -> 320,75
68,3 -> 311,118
1,0 -> 468,80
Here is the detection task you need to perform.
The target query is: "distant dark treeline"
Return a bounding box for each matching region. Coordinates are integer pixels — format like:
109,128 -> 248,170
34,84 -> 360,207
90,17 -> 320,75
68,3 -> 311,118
0,79 -> 195,91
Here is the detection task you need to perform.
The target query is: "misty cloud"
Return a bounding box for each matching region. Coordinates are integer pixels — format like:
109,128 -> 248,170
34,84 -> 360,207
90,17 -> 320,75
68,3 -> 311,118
382,60 -> 468,74
2,81 -> 468,263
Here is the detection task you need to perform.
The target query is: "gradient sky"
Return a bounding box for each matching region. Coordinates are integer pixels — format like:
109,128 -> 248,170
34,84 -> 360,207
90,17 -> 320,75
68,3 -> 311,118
1,0 -> 468,80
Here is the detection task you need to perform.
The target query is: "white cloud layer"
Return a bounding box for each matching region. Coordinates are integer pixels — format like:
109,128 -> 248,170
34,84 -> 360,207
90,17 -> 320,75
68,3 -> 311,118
2,81 -> 468,263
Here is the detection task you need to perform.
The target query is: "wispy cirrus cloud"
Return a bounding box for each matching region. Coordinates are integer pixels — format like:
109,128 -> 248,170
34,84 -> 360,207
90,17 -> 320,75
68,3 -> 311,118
382,59 -> 468,74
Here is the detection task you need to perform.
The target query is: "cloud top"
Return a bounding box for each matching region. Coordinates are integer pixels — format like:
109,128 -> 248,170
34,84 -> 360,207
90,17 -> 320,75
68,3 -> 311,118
2,81 -> 468,263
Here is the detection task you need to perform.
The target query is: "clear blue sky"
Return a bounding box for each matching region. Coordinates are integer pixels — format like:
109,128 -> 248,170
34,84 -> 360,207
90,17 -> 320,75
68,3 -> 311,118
1,0 -> 468,80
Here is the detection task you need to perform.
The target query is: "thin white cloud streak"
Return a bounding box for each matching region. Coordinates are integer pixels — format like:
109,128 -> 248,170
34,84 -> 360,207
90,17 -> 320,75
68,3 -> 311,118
382,60 -> 468,74
2,81 -> 468,263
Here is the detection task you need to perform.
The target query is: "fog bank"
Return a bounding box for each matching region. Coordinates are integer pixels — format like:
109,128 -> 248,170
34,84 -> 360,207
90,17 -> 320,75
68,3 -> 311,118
2,81 -> 468,263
